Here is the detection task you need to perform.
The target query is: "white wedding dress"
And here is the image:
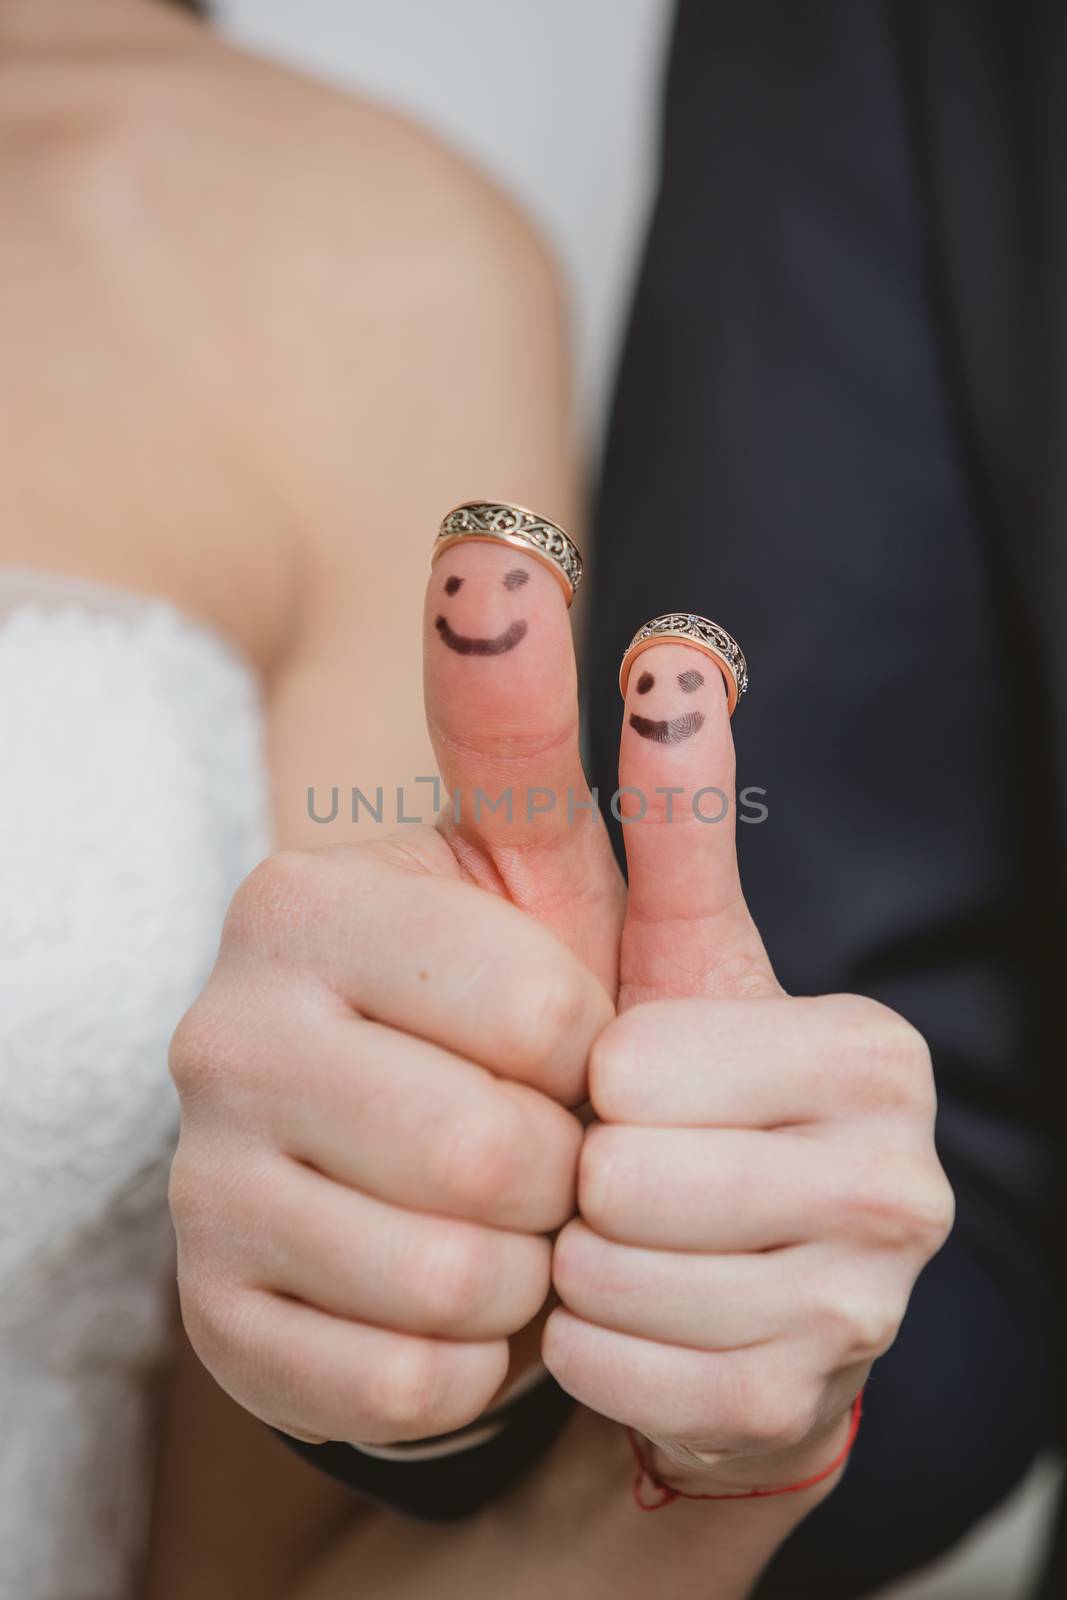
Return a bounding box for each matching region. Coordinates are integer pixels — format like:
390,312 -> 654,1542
0,570 -> 270,1600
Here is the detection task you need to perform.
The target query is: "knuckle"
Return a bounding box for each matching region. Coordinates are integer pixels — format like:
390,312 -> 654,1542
910,1169 -> 957,1253
166,1145 -> 205,1241
435,1096 -> 527,1219
170,1145 -> 278,1287
222,852 -> 302,948
167,1001 -> 215,1098
843,1158 -> 954,1250
577,1124 -> 621,1232
822,997 -> 936,1115
817,1287 -> 901,1361
221,850 -> 334,954
588,1017 -> 640,1121
551,1218 -> 594,1303
415,1228 -> 489,1333
353,828 -> 447,876
375,1340 -> 450,1440
706,943 -> 779,1001
842,1170 -> 915,1245
168,995 -> 247,1104
723,1369 -> 818,1455
499,957 -> 591,1077
747,1385 -> 819,1456
178,1277 -> 245,1379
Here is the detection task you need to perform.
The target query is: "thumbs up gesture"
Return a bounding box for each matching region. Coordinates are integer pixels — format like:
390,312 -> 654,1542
541,625 -> 955,1496
171,504 -> 952,1483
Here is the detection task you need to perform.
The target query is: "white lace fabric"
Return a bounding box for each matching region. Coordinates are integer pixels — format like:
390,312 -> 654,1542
0,570 -> 270,1600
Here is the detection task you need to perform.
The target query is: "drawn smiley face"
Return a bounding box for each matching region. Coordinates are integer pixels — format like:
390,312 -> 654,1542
435,567 -> 531,655
628,665 -> 707,743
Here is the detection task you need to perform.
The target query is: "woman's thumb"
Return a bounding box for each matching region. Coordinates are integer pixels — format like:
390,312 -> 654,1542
422,504 -> 622,988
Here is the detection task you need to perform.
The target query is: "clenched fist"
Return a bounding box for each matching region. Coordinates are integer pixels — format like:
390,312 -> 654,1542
169,538 -> 624,1446
543,637 -> 953,1490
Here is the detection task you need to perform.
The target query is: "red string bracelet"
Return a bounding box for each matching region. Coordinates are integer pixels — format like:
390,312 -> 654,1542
626,1389 -> 865,1511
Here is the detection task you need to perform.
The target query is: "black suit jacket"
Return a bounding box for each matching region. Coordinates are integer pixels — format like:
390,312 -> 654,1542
586,4 -> 1064,1592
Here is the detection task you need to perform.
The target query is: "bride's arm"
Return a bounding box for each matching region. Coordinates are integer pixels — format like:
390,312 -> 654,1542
147,1329 -> 360,1598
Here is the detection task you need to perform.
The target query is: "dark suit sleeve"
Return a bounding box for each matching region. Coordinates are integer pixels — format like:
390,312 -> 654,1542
586,4 -> 1061,1592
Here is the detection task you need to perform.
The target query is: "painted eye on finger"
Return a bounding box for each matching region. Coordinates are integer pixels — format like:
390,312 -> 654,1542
434,567 -> 532,656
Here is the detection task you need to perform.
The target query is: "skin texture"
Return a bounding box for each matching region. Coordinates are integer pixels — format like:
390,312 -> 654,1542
6,4 -> 954,1594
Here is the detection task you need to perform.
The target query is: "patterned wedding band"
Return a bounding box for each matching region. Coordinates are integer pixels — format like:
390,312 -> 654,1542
619,612 -> 749,715
431,501 -> 583,605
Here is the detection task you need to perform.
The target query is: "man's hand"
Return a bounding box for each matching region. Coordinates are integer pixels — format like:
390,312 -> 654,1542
543,635 -> 955,1493
170,534 -> 624,1447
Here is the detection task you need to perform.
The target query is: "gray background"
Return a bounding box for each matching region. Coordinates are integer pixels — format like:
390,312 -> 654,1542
222,0 -> 673,443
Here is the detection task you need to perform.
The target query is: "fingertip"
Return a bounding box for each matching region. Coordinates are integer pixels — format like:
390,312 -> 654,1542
423,540 -> 579,780
617,639 -> 736,821
539,1303 -> 579,1385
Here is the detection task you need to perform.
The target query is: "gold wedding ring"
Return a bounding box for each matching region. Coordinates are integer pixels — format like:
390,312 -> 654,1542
432,501 -> 583,605
619,612 -> 749,715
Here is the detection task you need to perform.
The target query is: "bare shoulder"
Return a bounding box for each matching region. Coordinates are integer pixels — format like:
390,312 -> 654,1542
0,0 -> 571,672
0,1 -> 564,329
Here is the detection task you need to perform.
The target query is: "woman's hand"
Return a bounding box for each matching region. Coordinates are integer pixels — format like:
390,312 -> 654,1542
169,535 -> 625,1448
543,635 -> 955,1495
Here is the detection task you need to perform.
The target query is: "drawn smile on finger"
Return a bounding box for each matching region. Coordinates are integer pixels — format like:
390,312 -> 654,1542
628,666 -> 707,743
628,710 -> 705,744
435,568 -> 531,655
